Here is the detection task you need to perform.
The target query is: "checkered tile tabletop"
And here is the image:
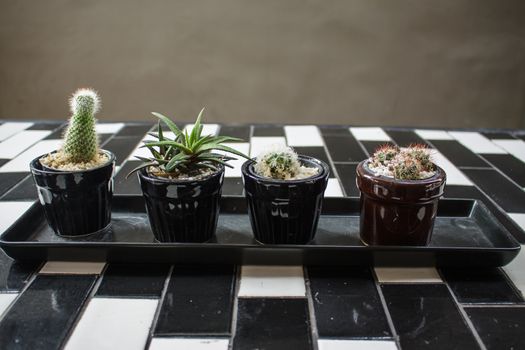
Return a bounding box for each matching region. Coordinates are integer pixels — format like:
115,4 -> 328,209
0,121 -> 524,350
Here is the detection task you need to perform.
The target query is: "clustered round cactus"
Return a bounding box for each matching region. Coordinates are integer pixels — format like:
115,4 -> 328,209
368,144 -> 435,180
254,145 -> 318,180
62,88 -> 101,163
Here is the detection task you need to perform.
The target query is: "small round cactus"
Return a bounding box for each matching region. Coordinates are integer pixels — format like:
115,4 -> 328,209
254,145 -> 318,180
62,88 -> 101,163
369,144 -> 435,180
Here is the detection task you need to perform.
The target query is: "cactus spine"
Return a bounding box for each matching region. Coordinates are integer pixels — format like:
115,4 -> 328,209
63,88 -> 100,163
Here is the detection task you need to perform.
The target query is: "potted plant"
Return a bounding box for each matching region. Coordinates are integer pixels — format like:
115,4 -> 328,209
127,108 -> 250,243
30,88 -> 116,237
356,144 -> 446,246
241,145 -> 329,244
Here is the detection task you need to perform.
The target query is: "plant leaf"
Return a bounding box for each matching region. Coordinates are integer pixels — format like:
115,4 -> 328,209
125,162 -> 156,179
151,112 -> 183,138
142,141 -> 192,154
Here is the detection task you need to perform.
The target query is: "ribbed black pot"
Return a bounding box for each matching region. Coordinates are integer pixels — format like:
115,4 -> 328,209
30,150 -> 115,237
138,166 -> 224,243
242,156 -> 329,244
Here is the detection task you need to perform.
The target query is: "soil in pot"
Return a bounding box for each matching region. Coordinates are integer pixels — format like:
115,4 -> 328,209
30,150 -> 116,237
242,155 -> 329,244
356,160 -> 446,246
138,165 -> 224,243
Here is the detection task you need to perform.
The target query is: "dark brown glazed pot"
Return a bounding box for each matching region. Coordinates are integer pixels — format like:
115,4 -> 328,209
356,160 -> 446,246
30,150 -> 115,237
138,166 -> 224,243
242,156 -> 329,244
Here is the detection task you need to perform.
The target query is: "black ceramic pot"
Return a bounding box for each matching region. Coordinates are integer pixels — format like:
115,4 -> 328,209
30,150 -> 115,237
242,156 -> 329,244
138,166 -> 224,243
356,160 -> 446,246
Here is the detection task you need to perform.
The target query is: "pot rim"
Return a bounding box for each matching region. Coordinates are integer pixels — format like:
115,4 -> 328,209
138,163 -> 225,184
242,154 -> 330,184
358,159 -> 446,186
31,149 -> 115,175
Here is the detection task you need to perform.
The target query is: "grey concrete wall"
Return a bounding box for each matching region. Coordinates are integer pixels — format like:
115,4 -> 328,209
1,0 -> 524,128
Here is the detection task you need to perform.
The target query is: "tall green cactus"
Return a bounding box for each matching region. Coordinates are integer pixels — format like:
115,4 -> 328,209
62,88 -> 100,163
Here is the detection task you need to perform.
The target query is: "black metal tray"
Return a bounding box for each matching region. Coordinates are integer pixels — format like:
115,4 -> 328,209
0,196 -> 520,267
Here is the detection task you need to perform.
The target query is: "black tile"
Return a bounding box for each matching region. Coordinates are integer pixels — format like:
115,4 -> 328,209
0,159 -> 8,167
360,141 -> 397,156
115,124 -> 152,137
334,163 -> 359,196
44,125 -> 67,139
382,284 -> 479,350
467,307 -> 525,350
441,268 -> 523,304
0,250 -> 40,292
386,130 -> 431,148
294,146 -> 335,178
319,126 -> 351,136
430,140 -> 490,168
252,125 -> 285,137
97,263 -> 170,298
27,122 -> 63,131
462,169 -> 525,213
308,266 -> 391,338
114,161 -> 142,195
323,134 -> 367,162
155,264 -> 235,335
222,177 -> 244,196
481,132 -> 516,140
233,298 -> 312,350
443,185 -> 525,243
0,173 -> 29,198
103,136 -> 142,165
517,134 -> 525,142
0,275 -> 96,349
218,125 -> 251,141
481,154 -> 525,187
98,133 -> 112,145
0,175 -> 35,201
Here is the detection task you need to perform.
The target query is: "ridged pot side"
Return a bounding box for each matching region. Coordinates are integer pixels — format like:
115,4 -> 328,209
356,160 -> 446,246
30,150 -> 115,237
138,166 -> 224,243
242,156 -> 329,244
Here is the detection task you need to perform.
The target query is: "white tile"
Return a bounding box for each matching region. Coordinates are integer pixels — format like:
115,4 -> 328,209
415,129 -> 454,140
149,338 -> 229,350
492,139 -> 525,163
431,150 -> 473,186
95,123 -> 125,134
0,139 -> 62,173
249,137 -> 287,157
39,261 -> 105,275
503,244 -> 525,296
0,294 -> 18,319
0,130 -> 51,159
318,339 -> 398,350
65,298 -> 158,350
448,131 -> 506,154
284,125 -> 324,146
238,265 -> 305,297
184,124 -> 219,136
509,213 -> 525,231
325,178 -> 344,197
374,267 -> 442,283
349,127 -> 391,141
219,143 -> 250,177
0,122 -> 33,142
0,201 -> 34,234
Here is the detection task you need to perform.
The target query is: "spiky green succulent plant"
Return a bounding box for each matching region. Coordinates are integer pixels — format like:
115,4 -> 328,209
62,88 -> 100,163
369,144 -> 435,180
127,108 -> 250,177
